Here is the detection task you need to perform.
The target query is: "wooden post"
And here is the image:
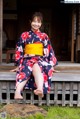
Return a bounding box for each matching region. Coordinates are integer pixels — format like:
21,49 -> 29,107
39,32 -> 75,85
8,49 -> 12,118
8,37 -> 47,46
71,11 -> 75,63
0,0 -> 3,63
76,7 -> 80,63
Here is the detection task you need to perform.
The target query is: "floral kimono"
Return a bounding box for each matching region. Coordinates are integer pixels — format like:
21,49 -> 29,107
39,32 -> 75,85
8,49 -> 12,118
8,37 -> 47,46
15,30 -> 57,94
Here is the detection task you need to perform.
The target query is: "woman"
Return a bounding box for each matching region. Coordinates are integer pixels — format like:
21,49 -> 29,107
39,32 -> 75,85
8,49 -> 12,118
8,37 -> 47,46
12,12 -> 57,99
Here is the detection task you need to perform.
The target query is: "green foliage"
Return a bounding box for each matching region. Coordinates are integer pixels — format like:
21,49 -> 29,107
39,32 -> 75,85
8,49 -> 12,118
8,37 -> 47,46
28,113 -> 44,119
45,106 -> 80,119
0,104 -> 5,109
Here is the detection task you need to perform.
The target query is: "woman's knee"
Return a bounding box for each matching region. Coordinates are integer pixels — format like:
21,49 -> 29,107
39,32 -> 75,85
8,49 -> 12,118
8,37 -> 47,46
32,63 -> 41,73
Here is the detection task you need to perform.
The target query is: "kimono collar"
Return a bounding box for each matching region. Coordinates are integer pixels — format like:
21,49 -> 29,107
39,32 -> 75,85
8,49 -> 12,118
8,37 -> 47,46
31,29 -> 41,34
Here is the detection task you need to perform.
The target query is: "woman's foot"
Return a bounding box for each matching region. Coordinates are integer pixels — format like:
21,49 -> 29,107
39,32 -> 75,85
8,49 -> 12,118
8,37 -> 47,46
34,89 -> 44,98
14,91 -> 23,100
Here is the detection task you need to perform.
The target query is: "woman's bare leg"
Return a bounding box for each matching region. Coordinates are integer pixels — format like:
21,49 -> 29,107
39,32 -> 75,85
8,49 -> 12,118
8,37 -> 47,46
32,63 -> 44,97
14,80 -> 28,99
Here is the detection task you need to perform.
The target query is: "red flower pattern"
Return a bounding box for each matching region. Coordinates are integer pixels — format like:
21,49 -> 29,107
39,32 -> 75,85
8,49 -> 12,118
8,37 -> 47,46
20,58 -> 23,64
19,66 -> 25,71
52,56 -> 57,65
48,85 -> 51,92
36,32 -> 47,40
43,73 -> 48,82
15,51 -> 20,60
48,69 -> 53,77
26,61 -> 33,68
47,44 -> 51,52
21,32 -> 30,40
18,72 -> 26,80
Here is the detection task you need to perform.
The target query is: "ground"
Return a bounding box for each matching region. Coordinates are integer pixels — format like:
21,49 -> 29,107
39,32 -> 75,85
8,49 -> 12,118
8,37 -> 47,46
0,103 -> 47,118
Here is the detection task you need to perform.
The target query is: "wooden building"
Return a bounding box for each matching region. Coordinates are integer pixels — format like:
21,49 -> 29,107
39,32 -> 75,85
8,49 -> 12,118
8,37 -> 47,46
0,0 -> 80,106
0,0 -> 80,63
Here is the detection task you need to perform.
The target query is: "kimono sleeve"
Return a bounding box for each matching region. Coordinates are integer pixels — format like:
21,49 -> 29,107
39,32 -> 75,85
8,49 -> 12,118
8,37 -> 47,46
43,34 -> 58,67
48,39 -> 58,67
15,36 -> 24,66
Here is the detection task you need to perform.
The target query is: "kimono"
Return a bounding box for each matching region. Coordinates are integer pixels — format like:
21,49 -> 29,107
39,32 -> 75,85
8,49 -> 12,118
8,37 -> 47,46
15,30 -> 57,94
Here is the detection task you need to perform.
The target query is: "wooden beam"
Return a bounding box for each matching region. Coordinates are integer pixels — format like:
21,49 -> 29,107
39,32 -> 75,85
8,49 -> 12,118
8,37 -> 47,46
0,0 -> 3,63
71,11 -> 75,63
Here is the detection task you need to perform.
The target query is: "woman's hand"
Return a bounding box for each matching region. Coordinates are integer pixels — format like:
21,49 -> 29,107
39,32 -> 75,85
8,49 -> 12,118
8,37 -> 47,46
10,67 -> 19,72
52,67 -> 60,73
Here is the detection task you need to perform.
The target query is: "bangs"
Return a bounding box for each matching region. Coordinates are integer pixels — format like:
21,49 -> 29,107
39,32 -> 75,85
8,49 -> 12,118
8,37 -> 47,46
33,16 -> 42,22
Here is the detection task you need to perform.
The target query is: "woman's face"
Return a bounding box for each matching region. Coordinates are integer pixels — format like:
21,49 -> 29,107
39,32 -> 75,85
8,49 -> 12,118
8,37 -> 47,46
31,17 -> 42,31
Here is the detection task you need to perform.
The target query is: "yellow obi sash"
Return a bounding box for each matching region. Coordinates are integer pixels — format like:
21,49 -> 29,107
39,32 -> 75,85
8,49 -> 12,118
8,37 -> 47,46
24,43 -> 43,56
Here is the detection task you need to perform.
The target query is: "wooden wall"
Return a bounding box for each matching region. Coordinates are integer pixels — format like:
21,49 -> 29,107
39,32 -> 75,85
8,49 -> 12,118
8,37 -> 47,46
3,20 -> 17,44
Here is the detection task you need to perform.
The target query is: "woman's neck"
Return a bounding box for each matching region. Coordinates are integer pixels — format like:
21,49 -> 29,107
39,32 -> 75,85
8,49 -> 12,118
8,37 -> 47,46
31,28 -> 40,33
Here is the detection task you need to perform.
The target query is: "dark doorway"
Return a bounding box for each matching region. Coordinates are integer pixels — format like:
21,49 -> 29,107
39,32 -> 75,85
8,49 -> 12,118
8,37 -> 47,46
3,0 -> 74,61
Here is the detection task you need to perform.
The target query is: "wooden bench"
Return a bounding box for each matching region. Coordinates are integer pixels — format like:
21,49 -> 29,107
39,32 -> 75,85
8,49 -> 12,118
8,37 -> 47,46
6,49 -> 15,63
0,71 -> 80,106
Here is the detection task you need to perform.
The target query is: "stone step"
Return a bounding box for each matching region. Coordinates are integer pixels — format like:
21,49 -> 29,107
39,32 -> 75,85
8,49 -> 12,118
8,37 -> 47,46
55,62 -> 80,70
